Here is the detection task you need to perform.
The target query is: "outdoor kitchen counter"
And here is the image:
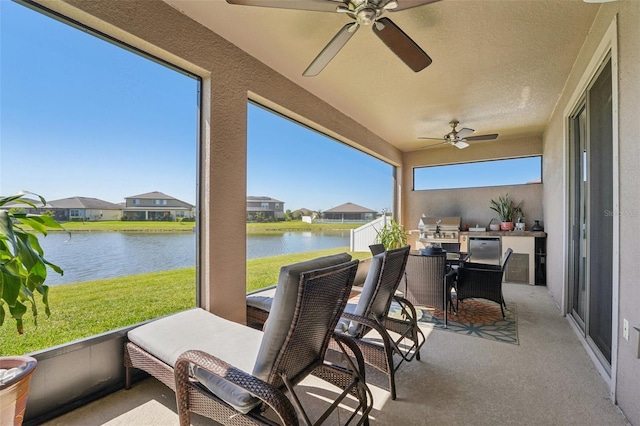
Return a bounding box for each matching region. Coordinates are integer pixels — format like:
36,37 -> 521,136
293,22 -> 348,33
460,231 -> 547,237
459,231 -> 547,285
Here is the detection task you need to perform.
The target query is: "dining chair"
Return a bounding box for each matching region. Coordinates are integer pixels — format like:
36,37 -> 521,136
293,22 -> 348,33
456,248 -> 513,318
368,243 -> 386,256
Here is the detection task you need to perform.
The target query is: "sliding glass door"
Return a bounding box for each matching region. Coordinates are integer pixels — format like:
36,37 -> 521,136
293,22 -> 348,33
568,56 -> 613,367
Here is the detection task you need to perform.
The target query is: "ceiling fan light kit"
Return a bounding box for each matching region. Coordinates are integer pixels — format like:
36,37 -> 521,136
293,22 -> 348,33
419,120 -> 499,150
226,0 -> 440,76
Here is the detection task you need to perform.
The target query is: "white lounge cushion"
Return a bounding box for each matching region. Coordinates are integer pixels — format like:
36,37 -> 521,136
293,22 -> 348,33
127,308 -> 263,414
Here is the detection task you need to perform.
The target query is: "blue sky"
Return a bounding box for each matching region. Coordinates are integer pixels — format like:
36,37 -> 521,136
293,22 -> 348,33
248,104 -> 393,212
1,1 -> 394,213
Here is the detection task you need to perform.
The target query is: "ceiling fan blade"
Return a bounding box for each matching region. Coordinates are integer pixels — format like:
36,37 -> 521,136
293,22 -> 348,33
464,133 -> 499,141
303,23 -> 359,77
387,0 -> 442,12
373,17 -> 432,72
453,141 -> 470,149
226,0 -> 343,13
455,127 -> 474,139
418,136 -> 446,141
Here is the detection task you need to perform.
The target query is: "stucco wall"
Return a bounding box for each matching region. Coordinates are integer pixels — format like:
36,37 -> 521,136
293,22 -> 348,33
543,1 -> 640,423
402,135 -> 543,231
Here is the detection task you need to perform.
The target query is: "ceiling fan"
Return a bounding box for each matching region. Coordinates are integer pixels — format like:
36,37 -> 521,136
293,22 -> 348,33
419,120 -> 499,150
226,0 -> 440,76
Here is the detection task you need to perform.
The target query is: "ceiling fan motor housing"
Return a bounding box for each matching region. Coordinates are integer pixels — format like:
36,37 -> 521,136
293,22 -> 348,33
357,8 -> 379,25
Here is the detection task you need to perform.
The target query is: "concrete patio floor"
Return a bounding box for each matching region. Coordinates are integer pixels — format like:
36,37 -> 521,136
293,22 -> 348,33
42,284 -> 630,426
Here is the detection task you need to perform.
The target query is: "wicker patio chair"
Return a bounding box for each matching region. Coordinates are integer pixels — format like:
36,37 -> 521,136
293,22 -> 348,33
368,243 -> 386,256
334,245 -> 425,400
125,258 -> 372,425
456,248 -> 513,318
399,253 -> 457,315
246,252 -> 353,329
247,246 -> 423,400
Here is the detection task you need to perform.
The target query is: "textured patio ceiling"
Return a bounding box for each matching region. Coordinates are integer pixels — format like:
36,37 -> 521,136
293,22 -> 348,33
164,0 -> 600,152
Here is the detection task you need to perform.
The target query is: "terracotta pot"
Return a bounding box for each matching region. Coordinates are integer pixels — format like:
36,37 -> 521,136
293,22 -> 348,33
0,356 -> 37,426
500,221 -> 514,231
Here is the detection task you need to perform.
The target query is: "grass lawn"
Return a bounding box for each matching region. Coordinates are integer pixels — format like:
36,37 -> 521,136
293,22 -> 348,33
53,220 -> 361,233
0,247 -> 371,356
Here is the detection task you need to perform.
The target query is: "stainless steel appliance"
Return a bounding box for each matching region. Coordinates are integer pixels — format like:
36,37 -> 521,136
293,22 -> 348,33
418,217 -> 461,247
469,237 -> 501,265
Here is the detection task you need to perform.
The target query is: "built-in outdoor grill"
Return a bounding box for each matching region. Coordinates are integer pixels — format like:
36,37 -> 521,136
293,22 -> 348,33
418,216 -> 461,245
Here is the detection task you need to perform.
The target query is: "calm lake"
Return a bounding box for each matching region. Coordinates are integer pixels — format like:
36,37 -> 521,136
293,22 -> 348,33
39,231 -> 350,286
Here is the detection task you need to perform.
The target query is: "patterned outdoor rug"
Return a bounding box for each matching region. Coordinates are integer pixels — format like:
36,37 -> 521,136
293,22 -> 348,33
414,299 -> 519,344
386,298 -> 518,345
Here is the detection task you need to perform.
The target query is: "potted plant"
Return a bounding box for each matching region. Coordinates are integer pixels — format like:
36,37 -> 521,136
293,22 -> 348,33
488,218 -> 501,231
1,192 -> 64,425
375,218 -> 408,250
489,193 -> 523,231
1,356 -> 37,425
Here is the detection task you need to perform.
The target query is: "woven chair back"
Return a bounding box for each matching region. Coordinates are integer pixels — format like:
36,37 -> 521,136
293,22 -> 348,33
500,248 -> 513,271
369,243 -> 386,255
364,245 -> 411,323
266,260 -> 359,389
402,253 -> 447,308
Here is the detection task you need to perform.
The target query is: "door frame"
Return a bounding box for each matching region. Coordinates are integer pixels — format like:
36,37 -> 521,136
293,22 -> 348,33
562,17 -> 619,400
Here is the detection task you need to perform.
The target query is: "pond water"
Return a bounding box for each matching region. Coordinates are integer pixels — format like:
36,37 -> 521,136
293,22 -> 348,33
39,231 -> 350,286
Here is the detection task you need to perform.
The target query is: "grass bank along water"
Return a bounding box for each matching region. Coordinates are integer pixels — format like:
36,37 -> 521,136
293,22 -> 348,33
55,220 -> 360,233
1,248 -> 370,356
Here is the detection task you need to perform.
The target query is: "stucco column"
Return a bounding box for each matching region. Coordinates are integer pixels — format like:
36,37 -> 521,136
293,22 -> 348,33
199,73 -> 248,323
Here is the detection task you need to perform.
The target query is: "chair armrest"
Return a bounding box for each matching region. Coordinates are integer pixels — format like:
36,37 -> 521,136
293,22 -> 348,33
331,332 -> 368,381
175,350 -> 298,426
391,295 -> 419,323
341,311 -> 389,339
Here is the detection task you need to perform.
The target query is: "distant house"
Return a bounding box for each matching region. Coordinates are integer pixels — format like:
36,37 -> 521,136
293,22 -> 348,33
43,196 -> 122,222
122,191 -> 195,221
323,202 -> 377,222
246,196 -> 284,221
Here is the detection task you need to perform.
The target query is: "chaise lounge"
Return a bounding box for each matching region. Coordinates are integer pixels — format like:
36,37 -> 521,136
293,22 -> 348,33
125,255 -> 372,425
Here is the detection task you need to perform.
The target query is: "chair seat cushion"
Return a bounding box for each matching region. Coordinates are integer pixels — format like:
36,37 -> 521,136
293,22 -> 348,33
127,308 -> 263,414
246,287 -> 277,311
335,302 -> 357,333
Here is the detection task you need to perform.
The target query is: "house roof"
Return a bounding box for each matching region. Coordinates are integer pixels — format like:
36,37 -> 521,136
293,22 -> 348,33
324,202 -> 377,214
126,191 -> 194,207
246,196 -> 283,203
294,208 -> 314,215
48,197 -> 122,210
127,191 -> 174,200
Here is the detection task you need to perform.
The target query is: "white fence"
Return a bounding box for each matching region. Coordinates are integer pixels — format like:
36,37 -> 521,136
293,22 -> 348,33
349,216 -> 389,252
